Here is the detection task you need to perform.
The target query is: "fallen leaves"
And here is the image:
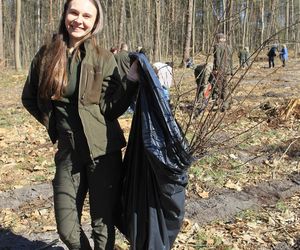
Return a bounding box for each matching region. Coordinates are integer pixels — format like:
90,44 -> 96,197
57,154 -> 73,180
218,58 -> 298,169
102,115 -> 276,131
225,180 -> 243,191
0,61 -> 300,249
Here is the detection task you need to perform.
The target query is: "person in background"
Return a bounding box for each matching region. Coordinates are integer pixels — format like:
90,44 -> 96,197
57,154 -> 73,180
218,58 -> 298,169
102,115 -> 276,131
21,0 -> 139,249
279,44 -> 288,67
238,46 -> 250,68
115,42 -> 137,114
194,62 -> 214,103
136,46 -> 143,53
110,46 -> 118,54
185,57 -> 194,68
114,42 -> 130,82
152,62 -> 173,104
213,33 -> 233,111
267,45 -> 277,68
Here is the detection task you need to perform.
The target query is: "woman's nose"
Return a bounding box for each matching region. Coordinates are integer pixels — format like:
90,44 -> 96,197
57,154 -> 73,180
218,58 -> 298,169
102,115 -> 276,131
73,15 -> 83,23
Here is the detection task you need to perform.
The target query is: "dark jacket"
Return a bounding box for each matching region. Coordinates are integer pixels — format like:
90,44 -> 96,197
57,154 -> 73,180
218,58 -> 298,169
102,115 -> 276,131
22,38 -> 138,159
213,42 -> 233,75
267,47 -> 277,58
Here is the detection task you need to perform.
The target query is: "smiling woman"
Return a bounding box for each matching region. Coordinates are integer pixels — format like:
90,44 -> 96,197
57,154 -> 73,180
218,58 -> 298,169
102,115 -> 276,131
21,0 -> 140,249
64,0 -> 98,48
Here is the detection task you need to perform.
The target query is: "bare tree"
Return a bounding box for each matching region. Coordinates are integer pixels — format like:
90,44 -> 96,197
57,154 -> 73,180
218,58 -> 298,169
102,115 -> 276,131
0,0 -> 4,65
117,0 -> 125,47
49,0 -> 54,33
153,0 -> 161,62
260,0 -> 265,45
242,0 -> 249,48
181,0 -> 194,67
15,0 -> 21,71
222,0 -> 226,35
35,0 -> 41,50
285,0 -> 290,42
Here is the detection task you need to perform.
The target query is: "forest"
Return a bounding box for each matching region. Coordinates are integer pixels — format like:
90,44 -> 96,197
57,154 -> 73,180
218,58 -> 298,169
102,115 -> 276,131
1,0 -> 300,68
0,0 -> 300,250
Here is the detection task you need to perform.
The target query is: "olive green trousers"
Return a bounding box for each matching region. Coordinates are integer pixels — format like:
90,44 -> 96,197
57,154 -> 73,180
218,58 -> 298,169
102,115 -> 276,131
53,131 -> 123,250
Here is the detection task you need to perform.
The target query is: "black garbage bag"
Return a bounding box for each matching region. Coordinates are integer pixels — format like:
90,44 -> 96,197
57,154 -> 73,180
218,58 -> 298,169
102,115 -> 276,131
120,53 -> 194,250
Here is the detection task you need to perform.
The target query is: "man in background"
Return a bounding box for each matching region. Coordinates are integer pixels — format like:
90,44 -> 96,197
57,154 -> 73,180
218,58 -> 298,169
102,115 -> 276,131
115,43 -> 131,82
213,33 -> 233,111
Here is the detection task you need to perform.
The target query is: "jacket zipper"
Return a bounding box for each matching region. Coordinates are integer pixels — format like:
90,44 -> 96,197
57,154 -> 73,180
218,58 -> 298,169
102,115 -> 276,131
78,62 -> 95,165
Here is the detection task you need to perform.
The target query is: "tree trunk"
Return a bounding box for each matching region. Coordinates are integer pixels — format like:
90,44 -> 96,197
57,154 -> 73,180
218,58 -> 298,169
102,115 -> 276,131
227,0 -> 233,47
201,0 -> 205,52
260,0 -> 265,46
285,0 -> 289,43
15,0 -> 21,71
222,0 -> 226,35
242,0 -> 249,48
153,0 -> 161,62
117,0 -> 125,47
192,0 -> 196,59
290,0 -> 295,57
206,0 -> 211,53
35,0 -> 41,50
181,0 -> 194,67
171,0 -> 175,62
49,0 -> 53,33
297,0 -> 300,56
0,0 -> 4,65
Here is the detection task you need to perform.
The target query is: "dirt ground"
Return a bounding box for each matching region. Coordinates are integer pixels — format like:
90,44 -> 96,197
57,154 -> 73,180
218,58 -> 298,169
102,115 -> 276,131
0,56 -> 299,249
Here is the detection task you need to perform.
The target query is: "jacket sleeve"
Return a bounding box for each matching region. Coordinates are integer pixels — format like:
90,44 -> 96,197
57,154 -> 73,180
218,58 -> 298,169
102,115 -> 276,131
21,48 -> 48,127
100,54 -> 139,120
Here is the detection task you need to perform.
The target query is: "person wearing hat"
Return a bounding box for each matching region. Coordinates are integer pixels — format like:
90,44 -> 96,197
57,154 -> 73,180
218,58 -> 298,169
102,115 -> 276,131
212,33 -> 233,111
21,0 -> 140,249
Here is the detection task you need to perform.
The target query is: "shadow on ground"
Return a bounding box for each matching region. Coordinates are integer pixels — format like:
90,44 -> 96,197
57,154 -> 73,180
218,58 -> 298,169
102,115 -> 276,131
0,229 -> 64,250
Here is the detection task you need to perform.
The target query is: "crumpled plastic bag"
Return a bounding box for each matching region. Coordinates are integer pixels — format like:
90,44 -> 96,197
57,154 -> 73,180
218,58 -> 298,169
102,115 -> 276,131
120,53 -> 194,250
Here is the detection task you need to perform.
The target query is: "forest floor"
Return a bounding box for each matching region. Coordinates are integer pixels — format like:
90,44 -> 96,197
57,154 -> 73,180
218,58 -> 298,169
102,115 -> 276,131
0,55 -> 299,250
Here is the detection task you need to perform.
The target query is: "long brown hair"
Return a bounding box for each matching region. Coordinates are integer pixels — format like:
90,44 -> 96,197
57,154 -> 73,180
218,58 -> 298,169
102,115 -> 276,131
38,0 -> 104,100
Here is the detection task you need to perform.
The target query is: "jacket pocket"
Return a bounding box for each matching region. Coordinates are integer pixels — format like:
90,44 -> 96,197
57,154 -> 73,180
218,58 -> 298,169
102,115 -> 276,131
80,64 -> 103,105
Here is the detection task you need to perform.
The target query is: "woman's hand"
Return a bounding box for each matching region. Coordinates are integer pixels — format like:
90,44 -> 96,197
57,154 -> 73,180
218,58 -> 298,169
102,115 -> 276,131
127,60 -> 140,82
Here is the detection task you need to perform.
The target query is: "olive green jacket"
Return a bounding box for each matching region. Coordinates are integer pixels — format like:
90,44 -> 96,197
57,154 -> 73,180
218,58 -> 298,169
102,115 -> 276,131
22,38 -> 138,159
213,42 -> 233,75
114,50 -> 131,82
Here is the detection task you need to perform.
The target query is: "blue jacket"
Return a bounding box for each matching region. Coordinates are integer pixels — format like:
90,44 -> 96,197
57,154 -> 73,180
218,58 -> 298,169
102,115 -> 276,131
280,47 -> 288,60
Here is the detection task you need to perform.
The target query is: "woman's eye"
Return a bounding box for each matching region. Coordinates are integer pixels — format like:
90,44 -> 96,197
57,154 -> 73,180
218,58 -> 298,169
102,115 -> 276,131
69,12 -> 77,17
68,10 -> 78,15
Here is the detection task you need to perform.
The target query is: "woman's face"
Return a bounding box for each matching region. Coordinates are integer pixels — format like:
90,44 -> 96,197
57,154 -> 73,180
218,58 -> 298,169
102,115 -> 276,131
65,0 -> 98,47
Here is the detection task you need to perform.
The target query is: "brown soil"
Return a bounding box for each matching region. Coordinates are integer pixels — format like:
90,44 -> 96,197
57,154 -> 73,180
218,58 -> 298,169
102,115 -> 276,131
0,57 -> 300,249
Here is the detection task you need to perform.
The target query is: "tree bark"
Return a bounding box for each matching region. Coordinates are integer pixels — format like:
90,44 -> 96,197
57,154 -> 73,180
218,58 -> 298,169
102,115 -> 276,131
285,0 -> 289,43
227,0 -> 233,47
153,0 -> 161,62
222,0 -> 226,35
117,0 -> 125,47
15,0 -> 21,71
0,0 -> 4,65
242,0 -> 249,48
260,0 -> 265,46
181,0 -> 194,67
49,0 -> 53,33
